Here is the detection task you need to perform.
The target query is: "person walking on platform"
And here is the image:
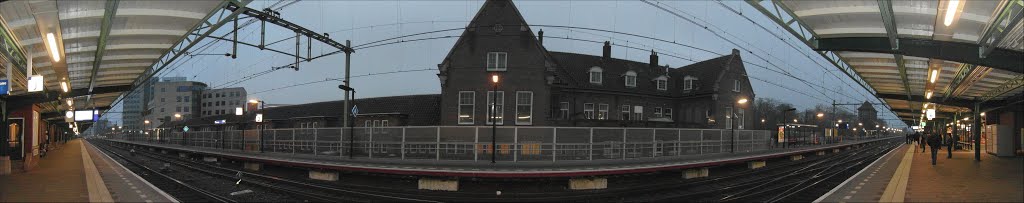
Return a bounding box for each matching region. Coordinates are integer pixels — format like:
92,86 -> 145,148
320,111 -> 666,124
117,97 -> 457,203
927,133 -> 942,165
919,133 -> 927,153
947,133 -> 956,158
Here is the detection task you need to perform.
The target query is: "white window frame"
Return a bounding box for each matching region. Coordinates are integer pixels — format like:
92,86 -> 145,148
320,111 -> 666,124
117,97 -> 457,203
655,76 -> 668,91
458,91 -> 475,125
515,91 -> 533,125
486,52 -> 508,71
624,71 -> 637,87
621,105 -> 631,120
684,76 -> 695,91
733,79 -> 740,92
737,110 -> 745,130
633,106 -> 644,121
665,108 -> 673,120
381,120 -> 389,127
598,104 -> 609,120
725,107 -> 733,129
583,103 -> 595,120
654,107 -> 663,118
486,91 -> 504,125
589,67 -> 603,84
559,102 -> 569,120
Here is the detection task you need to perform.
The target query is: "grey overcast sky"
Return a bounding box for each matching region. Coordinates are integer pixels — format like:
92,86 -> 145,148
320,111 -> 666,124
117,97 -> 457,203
115,0 -> 904,128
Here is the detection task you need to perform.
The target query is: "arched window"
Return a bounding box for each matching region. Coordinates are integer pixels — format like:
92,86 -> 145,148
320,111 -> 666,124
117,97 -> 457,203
624,71 -> 637,87
654,76 -> 668,91
589,67 -> 603,84
683,76 -> 697,91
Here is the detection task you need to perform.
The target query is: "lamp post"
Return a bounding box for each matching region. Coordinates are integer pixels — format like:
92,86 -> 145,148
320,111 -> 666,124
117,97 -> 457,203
249,99 -> 266,153
338,84 -> 356,159
174,113 -> 184,146
490,74 -> 499,164
732,98 -> 748,153
144,120 -> 150,142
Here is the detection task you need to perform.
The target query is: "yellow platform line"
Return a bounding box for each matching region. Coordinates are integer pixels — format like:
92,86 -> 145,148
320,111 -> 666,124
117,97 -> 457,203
880,143 -> 915,202
82,140 -> 114,202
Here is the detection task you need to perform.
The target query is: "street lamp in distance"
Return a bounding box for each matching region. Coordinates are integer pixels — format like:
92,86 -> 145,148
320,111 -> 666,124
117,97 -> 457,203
490,74 -> 500,164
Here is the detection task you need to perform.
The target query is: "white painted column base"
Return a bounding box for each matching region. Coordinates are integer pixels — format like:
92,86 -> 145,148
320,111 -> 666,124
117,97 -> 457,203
748,160 -> 767,169
683,167 -> 710,179
243,162 -> 262,171
791,155 -> 804,161
309,170 -> 338,181
418,178 -> 459,191
569,177 -> 608,190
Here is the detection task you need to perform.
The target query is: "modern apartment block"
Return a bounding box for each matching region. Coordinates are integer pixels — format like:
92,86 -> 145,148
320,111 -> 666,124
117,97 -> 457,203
143,80 -> 207,129
200,87 -> 248,116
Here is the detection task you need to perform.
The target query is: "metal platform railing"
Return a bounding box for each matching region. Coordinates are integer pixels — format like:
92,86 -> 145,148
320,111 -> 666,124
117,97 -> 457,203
113,126 -> 782,162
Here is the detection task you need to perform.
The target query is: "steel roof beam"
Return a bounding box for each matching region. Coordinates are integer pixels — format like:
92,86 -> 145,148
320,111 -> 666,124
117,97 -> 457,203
940,63 -> 977,101
113,0 -> 252,107
979,0 -> 1024,58
744,0 -> 897,116
878,0 -> 916,111
979,74 -> 1024,102
0,15 -> 29,91
813,37 -> 1024,74
876,93 -> 975,108
87,0 -> 120,106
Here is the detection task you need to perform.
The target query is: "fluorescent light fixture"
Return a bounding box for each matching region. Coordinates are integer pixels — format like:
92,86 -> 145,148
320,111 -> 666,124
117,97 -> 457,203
926,91 -> 933,99
930,70 -> 939,83
235,107 -> 244,115
60,81 -> 69,93
944,0 -> 960,26
46,33 -> 60,62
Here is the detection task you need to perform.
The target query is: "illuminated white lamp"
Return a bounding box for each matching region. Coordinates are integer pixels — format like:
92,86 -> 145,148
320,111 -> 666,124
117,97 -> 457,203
46,33 -> 60,62
235,107 -> 244,115
944,0 -> 960,26
930,69 -> 939,83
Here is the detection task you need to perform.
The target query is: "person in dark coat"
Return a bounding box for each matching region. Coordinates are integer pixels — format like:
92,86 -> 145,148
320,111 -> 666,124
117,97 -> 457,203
927,133 -> 942,165
919,133 -> 927,153
947,133 -> 956,158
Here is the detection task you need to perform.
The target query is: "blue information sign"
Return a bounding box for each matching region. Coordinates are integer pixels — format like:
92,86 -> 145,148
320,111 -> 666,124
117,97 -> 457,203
0,80 -> 8,95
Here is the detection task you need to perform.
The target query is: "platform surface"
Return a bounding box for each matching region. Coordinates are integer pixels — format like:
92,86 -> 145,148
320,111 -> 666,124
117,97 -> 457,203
109,137 -> 893,177
0,139 -> 176,203
817,142 -> 1024,203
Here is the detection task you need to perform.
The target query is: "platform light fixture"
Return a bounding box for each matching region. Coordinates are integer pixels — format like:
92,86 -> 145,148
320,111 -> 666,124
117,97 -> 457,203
930,69 -> 939,83
816,113 -> 824,118
944,0 -> 960,26
60,81 -> 69,93
46,33 -> 60,62
926,91 -> 933,99
737,98 -> 748,104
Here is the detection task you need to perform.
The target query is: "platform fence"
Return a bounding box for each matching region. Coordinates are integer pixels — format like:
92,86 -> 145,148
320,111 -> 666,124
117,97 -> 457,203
116,126 -> 779,162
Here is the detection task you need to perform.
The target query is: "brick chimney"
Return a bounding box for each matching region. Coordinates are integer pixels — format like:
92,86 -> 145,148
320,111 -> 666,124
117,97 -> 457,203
602,41 -> 611,60
649,50 -> 658,68
538,29 -> 544,46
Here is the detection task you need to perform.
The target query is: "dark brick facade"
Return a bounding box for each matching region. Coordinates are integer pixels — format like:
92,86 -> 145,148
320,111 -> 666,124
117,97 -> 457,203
437,0 -> 756,129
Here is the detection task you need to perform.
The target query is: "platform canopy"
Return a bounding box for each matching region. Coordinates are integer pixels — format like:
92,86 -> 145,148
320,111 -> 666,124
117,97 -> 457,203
746,0 -> 1024,125
1,0 -> 245,117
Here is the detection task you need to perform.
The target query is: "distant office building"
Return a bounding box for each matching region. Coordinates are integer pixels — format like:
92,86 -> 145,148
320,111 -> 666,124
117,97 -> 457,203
122,91 -> 144,131
144,80 -> 207,129
200,87 -> 247,116
858,101 -> 880,130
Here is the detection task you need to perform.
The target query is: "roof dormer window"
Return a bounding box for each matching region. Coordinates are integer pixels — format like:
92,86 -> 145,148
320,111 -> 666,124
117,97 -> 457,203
654,76 -> 668,91
684,76 -> 697,91
589,66 -> 603,84
624,71 -> 637,87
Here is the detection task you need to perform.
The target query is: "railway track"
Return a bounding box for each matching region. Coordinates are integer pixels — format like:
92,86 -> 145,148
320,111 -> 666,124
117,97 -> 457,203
91,141 -> 236,203
95,140 -> 438,202
98,138 -> 899,202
